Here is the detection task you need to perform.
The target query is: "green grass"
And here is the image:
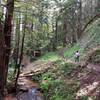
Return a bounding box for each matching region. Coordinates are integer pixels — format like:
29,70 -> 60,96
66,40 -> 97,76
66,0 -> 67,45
64,44 -> 79,58
64,44 -> 84,59
34,19 -> 100,100
40,52 -> 61,61
40,44 -> 84,62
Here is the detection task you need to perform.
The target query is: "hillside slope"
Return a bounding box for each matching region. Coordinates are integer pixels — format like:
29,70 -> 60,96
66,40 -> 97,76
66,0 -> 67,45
64,18 -> 100,61
80,18 -> 100,49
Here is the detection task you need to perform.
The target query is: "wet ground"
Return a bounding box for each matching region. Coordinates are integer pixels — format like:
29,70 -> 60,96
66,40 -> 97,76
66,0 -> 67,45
4,77 -> 44,100
4,61 -> 44,100
16,87 -> 43,100
4,88 -> 43,100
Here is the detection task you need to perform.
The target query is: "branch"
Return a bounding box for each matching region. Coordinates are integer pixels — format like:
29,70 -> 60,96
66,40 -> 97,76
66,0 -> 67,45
82,13 -> 100,32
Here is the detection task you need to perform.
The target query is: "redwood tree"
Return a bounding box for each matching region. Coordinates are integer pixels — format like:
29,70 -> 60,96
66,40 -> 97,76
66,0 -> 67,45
0,0 -> 14,98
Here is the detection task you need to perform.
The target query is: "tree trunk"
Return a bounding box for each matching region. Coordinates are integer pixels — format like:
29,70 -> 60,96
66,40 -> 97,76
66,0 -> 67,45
0,0 -> 14,98
0,22 -> 4,99
53,19 -> 58,51
15,12 -> 27,90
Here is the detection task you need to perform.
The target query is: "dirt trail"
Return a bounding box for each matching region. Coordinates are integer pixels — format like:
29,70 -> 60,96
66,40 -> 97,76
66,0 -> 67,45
63,58 -> 100,99
75,63 -> 100,99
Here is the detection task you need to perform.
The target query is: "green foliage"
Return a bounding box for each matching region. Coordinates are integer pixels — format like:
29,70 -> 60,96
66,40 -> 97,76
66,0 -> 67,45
7,68 -> 15,81
81,19 -> 100,49
50,78 -> 79,100
40,52 -> 61,61
64,44 -> 84,59
32,60 -> 80,100
32,74 -> 42,82
64,44 -> 79,58
40,72 -> 55,98
81,96 -> 88,100
60,62 -> 76,75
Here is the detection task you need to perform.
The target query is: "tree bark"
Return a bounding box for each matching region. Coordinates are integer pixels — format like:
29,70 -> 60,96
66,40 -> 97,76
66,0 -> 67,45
0,22 -> 4,99
0,0 -> 14,98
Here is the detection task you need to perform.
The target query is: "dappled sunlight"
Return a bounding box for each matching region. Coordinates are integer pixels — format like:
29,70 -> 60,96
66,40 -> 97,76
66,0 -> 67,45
18,77 -> 39,88
88,97 -> 94,100
0,0 -> 100,99
76,81 -> 99,97
20,60 -> 54,77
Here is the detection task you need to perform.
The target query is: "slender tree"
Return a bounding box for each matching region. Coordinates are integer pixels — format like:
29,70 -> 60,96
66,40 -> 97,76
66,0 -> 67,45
0,20 -> 4,99
15,10 -> 27,90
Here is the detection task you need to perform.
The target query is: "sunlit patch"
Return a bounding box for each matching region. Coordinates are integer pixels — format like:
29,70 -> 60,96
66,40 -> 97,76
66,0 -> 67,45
76,81 -> 99,97
88,97 -> 94,100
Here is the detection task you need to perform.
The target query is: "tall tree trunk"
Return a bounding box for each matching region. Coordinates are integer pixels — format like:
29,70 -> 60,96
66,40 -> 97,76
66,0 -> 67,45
15,12 -> 27,90
0,22 -> 4,99
0,0 -> 14,98
53,19 -> 58,51
77,0 -> 82,39
63,18 -> 67,47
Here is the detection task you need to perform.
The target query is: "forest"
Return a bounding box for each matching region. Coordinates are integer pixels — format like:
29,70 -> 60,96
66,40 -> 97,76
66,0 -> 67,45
0,0 -> 100,100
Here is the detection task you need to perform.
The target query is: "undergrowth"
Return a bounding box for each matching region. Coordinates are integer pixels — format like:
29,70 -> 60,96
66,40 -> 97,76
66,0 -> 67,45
40,52 -> 61,61
64,44 -> 84,60
32,60 -> 80,100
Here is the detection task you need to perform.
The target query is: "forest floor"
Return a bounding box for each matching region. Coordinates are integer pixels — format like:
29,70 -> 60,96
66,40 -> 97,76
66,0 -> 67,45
61,47 -> 100,99
4,60 -> 55,100
4,47 -> 100,100
22,60 -> 100,100
66,60 -> 100,100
